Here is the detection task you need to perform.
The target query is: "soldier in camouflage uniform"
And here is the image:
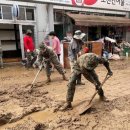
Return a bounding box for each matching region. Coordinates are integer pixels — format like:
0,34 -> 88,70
36,42 -> 68,83
61,53 -> 113,110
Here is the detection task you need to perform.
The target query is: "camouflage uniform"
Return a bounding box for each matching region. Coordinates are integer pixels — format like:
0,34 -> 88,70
66,53 -> 112,102
37,43 -> 67,81
25,51 -> 36,68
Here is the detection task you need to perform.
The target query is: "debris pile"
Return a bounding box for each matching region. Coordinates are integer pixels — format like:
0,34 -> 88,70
0,84 -> 50,125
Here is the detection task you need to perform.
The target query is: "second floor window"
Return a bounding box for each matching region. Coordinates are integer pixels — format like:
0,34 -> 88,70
2,6 -> 12,20
18,7 -> 26,20
0,5 -> 35,21
26,8 -> 34,20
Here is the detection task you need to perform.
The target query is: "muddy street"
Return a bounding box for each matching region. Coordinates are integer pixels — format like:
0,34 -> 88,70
0,60 -> 130,130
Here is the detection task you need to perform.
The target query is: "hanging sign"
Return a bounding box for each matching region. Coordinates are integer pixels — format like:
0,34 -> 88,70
31,0 -> 130,11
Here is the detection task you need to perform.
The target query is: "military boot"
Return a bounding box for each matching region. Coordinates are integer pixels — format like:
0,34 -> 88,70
62,74 -> 68,81
100,96 -> 109,102
98,88 -> 109,102
60,102 -> 73,111
46,76 -> 51,83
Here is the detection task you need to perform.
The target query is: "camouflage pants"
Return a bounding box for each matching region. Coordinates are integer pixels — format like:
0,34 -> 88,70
25,51 -> 36,68
45,55 -> 65,77
70,60 -> 82,84
66,69 -> 104,102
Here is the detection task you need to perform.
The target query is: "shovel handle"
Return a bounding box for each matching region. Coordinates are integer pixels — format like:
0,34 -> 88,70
31,67 -> 42,88
88,74 -> 111,105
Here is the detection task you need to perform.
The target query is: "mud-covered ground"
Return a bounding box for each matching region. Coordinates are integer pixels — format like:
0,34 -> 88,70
0,59 -> 130,130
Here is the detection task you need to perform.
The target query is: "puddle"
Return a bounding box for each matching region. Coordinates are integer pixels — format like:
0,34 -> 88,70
0,109 -> 56,130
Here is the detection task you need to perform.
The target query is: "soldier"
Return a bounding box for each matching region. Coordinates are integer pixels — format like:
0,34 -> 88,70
61,53 -> 113,110
35,42 -> 68,83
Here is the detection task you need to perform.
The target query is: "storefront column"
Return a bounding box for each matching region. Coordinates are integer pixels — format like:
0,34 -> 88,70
19,24 -> 25,59
48,4 -> 54,32
34,25 -> 38,48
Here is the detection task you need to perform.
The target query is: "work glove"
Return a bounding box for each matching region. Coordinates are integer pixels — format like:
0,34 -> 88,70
107,70 -> 113,76
38,64 -> 43,70
33,62 -> 40,69
32,64 -> 37,68
27,49 -> 30,52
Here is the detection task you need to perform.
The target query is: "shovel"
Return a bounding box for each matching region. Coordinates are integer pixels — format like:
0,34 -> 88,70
78,74 -> 111,115
28,65 -> 43,93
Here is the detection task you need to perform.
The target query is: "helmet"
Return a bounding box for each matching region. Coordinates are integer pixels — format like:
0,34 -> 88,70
39,42 -> 47,50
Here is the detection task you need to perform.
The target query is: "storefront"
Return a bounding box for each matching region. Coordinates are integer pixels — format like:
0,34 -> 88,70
65,13 -> 130,41
0,1 -> 53,62
52,0 -> 130,42
21,0 -> 130,42
3,0 -> 130,64
0,1 -> 36,62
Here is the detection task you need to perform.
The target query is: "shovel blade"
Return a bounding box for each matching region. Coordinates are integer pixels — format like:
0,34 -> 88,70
77,102 -> 92,115
28,84 -> 34,93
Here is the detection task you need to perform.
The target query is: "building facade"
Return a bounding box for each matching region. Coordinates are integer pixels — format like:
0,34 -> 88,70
1,0 -> 130,61
0,0 -> 53,61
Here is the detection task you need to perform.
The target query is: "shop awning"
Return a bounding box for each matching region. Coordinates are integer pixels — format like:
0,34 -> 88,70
67,13 -> 130,26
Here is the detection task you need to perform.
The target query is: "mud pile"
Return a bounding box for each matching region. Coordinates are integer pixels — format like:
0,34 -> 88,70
0,84 -> 51,125
4,94 -> 130,130
1,61 -> 130,130
0,83 -> 67,126
47,94 -> 130,130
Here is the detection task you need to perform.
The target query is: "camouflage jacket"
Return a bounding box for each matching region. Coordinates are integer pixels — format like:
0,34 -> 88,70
76,53 -> 108,71
37,46 -> 56,65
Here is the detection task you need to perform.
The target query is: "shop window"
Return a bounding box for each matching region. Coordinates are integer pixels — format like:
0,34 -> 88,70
54,11 -> 63,22
26,8 -> 35,20
17,7 -> 26,20
2,6 -> 12,20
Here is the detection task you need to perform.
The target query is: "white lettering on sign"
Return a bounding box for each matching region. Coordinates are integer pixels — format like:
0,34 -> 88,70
101,0 -> 124,6
32,0 -> 130,11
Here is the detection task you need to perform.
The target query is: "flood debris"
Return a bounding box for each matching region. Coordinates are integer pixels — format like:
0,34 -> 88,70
0,84 -> 51,126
